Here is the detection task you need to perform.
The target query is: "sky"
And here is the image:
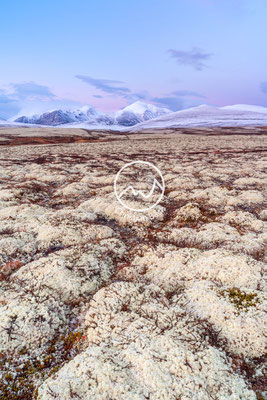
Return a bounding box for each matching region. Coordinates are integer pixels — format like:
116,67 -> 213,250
0,0 -> 267,119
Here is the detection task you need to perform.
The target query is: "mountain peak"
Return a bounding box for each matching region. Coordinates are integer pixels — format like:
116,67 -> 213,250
122,101 -> 171,115
193,104 -> 217,110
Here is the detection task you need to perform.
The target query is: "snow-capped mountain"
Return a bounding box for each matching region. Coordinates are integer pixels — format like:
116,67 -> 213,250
115,101 -> 171,126
14,101 -> 171,127
131,104 -> 267,130
14,115 -> 39,124
122,101 -> 170,116
10,103 -> 267,129
15,106 -> 98,125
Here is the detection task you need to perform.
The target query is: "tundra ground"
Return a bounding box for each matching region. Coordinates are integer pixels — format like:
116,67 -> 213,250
0,127 -> 266,399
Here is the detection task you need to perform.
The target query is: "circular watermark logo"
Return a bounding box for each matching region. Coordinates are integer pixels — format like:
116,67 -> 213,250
114,160 -> 165,212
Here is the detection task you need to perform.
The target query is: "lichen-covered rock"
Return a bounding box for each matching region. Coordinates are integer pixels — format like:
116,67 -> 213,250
220,210 -> 265,232
37,282 -> 257,400
79,196 -> 165,226
172,202 -> 202,223
133,247 -> 264,291
36,222 -> 114,249
12,238 -> 126,304
158,222 -> 265,258
0,288 -> 69,354
185,281 -> 266,357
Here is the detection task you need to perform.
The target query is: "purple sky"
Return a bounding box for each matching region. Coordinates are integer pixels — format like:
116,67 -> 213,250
0,0 -> 267,119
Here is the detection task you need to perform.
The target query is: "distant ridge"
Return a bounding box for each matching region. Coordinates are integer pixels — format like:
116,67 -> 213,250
130,104 -> 267,130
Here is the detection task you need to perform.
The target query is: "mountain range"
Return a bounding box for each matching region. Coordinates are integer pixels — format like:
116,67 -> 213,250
12,101 -> 171,127
1,102 -> 267,129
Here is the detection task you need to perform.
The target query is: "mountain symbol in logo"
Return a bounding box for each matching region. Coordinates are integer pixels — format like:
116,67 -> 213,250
114,160 -> 165,212
118,178 -> 163,200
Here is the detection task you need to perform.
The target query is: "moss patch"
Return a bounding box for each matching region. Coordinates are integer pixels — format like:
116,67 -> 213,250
222,287 -> 260,313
